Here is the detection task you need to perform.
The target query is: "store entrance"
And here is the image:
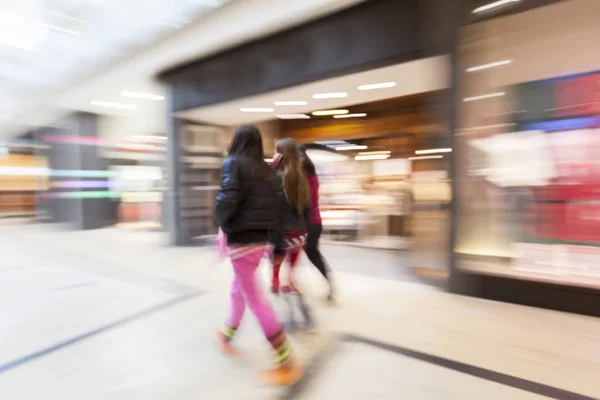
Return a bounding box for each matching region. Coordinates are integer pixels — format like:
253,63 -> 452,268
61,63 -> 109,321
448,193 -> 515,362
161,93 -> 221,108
279,94 -> 450,279
173,57 -> 451,281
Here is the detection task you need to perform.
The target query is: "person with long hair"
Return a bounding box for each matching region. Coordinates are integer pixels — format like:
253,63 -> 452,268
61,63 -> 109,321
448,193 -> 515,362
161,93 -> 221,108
213,126 -> 302,386
270,138 -> 311,295
298,144 -> 335,301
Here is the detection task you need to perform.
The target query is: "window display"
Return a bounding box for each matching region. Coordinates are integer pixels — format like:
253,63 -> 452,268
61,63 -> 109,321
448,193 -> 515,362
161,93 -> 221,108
455,0 -> 600,287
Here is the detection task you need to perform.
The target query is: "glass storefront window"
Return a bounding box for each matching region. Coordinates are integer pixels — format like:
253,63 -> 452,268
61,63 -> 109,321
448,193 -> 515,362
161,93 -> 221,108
455,0 -> 600,287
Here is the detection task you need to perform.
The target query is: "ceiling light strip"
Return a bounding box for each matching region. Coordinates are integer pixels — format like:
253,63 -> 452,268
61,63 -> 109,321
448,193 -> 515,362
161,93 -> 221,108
472,0 -> 519,14
466,60 -> 512,72
333,113 -> 367,119
312,110 -> 349,116
355,154 -> 390,161
358,82 -> 396,91
312,92 -> 348,99
409,155 -> 443,160
276,114 -> 310,119
415,148 -> 452,155
359,151 -> 391,155
336,145 -> 368,151
463,92 -> 505,102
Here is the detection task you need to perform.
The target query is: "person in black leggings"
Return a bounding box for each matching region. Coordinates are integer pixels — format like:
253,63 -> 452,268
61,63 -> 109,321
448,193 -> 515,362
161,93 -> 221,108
298,145 -> 335,301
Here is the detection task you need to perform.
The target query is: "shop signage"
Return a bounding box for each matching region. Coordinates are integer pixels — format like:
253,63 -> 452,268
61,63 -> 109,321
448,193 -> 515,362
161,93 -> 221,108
515,70 -> 600,125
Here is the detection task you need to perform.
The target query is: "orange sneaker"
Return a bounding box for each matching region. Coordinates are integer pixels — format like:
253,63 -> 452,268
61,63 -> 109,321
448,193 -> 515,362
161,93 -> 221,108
213,329 -> 235,355
260,359 -> 303,386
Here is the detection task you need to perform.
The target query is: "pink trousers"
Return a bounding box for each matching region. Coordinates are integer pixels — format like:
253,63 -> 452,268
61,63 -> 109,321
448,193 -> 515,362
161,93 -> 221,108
226,243 -> 281,337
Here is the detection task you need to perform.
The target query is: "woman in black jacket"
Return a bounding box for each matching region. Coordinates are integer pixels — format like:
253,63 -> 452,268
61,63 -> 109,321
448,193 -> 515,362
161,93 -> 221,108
213,125 -> 302,386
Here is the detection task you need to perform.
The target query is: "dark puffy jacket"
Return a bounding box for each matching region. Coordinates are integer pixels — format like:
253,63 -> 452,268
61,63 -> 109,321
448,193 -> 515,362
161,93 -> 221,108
214,156 -> 280,245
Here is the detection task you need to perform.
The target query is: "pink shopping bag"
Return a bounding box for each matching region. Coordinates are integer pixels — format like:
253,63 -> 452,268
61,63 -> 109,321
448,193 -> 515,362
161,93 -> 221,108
216,228 -> 227,260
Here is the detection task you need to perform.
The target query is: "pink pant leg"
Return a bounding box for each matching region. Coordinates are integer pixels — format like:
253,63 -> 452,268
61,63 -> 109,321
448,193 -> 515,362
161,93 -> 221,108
226,277 -> 245,328
229,245 -> 282,337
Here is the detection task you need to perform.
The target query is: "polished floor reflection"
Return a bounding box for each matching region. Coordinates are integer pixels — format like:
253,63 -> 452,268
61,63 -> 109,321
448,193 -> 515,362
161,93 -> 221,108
0,224 -> 597,399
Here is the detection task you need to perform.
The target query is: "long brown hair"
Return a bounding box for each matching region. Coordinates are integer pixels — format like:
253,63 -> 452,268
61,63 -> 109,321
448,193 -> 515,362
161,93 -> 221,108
297,144 -> 316,176
228,125 -> 264,160
275,138 -> 310,214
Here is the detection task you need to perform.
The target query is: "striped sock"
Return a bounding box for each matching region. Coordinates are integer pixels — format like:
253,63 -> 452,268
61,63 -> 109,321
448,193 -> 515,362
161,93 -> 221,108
222,325 -> 237,342
268,329 -> 292,365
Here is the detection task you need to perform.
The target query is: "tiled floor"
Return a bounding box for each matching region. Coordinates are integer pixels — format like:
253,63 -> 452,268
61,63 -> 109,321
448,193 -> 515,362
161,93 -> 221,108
0,224 -> 598,399
297,341 -> 551,400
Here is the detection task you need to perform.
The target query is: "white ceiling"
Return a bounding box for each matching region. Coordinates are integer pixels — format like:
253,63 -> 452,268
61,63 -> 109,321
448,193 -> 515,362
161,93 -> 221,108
176,56 -> 450,126
0,0 -> 367,138
0,0 -> 235,125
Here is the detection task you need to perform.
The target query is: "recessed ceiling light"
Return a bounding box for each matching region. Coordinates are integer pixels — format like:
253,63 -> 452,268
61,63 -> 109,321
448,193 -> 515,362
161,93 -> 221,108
472,0 -> 519,14
359,151 -> 390,155
333,113 -> 367,119
409,155 -> 443,160
358,82 -> 396,91
276,114 -> 311,119
240,108 -> 274,112
466,60 -> 512,72
274,101 -> 308,106
121,90 -> 165,100
312,92 -> 348,99
355,154 -> 390,161
335,145 -> 368,151
312,110 -> 349,116
415,148 -> 452,155
91,100 -> 136,110
463,92 -> 505,102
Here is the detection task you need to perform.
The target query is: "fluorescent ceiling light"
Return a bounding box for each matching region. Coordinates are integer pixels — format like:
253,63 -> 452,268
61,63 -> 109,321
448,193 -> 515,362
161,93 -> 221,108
312,92 -> 348,99
121,91 -> 165,100
336,145 -> 368,151
463,92 -> 505,102
358,82 -> 396,91
91,100 -> 136,110
466,60 -> 512,72
473,0 -> 519,14
415,148 -> 452,155
359,151 -> 390,155
355,154 -> 390,161
274,101 -> 308,106
409,155 -> 443,160
276,114 -> 310,119
240,108 -> 274,112
312,110 -> 349,116
334,113 -> 367,119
